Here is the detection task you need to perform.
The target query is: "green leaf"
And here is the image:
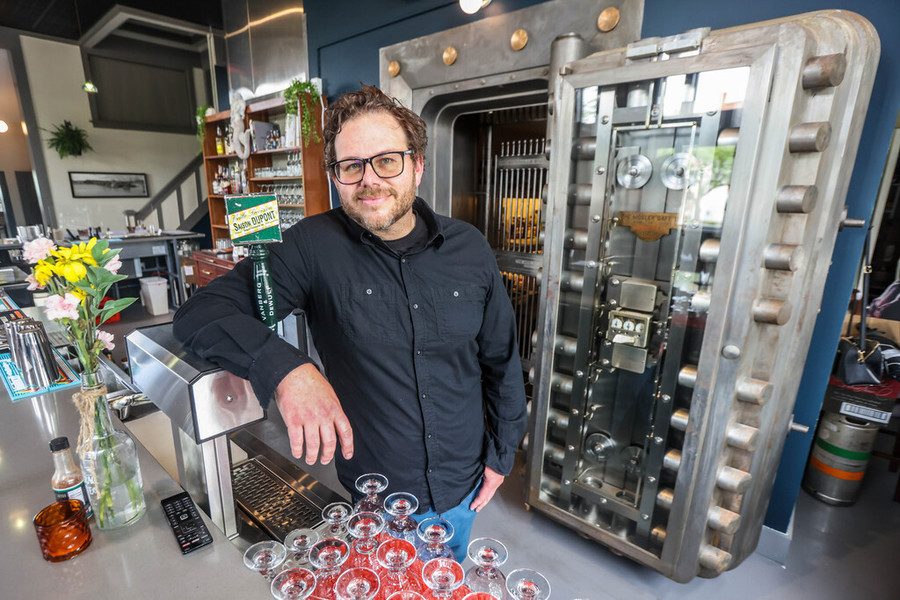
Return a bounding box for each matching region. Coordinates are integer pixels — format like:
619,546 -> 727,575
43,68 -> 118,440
98,297 -> 136,324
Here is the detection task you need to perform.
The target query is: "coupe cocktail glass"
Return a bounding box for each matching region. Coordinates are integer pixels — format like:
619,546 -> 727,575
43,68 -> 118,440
322,501 -> 354,541
416,517 -> 456,562
463,537 -> 508,599
505,569 -> 550,600
387,593 -> 427,600
270,567 -> 317,600
282,528 -> 320,571
244,540 -> 288,581
462,594 -> 499,600
384,492 -> 419,543
309,538 -> 351,600
347,511 -> 385,569
376,538 -> 422,596
354,473 -> 389,513
421,558 -> 465,600
334,567 -> 381,600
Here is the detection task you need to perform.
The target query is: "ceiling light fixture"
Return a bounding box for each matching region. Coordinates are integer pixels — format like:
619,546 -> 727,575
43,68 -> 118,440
459,0 -> 491,15
0,120 -> 8,134
74,0 -> 99,94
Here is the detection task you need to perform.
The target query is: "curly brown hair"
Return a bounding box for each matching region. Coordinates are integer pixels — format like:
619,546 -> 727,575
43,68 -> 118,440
323,85 -> 427,171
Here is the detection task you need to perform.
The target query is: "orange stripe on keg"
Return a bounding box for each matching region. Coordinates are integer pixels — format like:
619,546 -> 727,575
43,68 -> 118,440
809,455 -> 865,481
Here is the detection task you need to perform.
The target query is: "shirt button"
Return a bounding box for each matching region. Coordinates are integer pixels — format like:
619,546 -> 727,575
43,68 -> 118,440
453,290 -> 459,297
421,393 -> 427,399
428,469 -> 433,474
416,349 -> 421,355
413,303 -> 419,309
401,258 -> 406,263
427,433 -> 433,439
366,288 -> 372,295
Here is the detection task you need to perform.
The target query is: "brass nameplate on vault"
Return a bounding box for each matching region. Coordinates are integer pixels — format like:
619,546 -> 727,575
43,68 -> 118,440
617,211 -> 679,242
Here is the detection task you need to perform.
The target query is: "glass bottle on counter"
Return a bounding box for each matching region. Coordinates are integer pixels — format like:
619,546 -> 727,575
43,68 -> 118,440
50,436 -> 93,519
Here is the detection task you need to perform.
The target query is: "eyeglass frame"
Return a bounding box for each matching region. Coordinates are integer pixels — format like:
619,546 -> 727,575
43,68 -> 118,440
328,150 -> 414,185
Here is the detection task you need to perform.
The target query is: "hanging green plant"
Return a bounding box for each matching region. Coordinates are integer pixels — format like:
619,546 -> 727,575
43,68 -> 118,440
283,79 -> 321,147
195,104 -> 212,146
45,120 -> 93,159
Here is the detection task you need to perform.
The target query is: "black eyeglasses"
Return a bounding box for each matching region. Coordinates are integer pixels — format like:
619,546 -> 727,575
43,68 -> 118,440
329,150 -> 413,184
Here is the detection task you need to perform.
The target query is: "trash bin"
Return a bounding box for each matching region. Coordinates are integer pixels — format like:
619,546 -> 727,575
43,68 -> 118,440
802,411 -> 880,506
139,276 -> 169,316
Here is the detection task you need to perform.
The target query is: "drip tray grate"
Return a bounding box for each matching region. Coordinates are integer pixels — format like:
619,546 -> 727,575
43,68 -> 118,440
231,458 -> 324,542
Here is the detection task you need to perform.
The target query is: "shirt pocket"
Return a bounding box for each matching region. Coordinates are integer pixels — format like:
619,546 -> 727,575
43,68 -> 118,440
341,284 -> 404,343
433,285 -> 485,338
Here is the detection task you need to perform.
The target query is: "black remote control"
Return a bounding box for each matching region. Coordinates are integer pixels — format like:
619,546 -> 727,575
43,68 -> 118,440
161,491 -> 213,555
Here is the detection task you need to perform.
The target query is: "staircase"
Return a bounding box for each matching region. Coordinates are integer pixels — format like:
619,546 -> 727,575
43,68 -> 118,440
124,154 -> 207,232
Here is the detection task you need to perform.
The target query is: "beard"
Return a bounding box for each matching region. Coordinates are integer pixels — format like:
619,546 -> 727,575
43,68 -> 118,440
341,180 -> 417,235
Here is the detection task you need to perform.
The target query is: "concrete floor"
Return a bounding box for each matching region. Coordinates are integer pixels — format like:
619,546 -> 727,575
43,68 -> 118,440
110,306 -> 900,599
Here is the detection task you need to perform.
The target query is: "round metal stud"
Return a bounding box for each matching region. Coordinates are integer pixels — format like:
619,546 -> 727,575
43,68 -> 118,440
510,29 -> 528,51
660,153 -> 697,190
597,6 -> 620,32
442,46 -> 458,66
616,154 -> 652,189
388,60 -> 401,78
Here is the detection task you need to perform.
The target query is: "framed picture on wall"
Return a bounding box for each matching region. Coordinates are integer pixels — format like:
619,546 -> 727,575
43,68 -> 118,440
68,171 -> 149,198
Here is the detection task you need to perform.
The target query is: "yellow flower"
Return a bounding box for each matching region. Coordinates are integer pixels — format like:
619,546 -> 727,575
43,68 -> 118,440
51,239 -> 98,283
69,239 -> 99,266
54,259 -> 87,283
34,262 -> 54,286
69,288 -> 87,302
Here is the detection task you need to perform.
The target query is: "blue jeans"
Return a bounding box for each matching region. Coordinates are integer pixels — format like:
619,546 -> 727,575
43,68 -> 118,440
415,482 -> 480,562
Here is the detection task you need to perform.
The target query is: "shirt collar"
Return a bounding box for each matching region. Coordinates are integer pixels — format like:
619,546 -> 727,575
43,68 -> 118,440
340,197 -> 445,248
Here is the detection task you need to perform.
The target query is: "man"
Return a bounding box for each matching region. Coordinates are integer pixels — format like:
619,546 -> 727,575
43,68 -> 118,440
173,85 -> 527,557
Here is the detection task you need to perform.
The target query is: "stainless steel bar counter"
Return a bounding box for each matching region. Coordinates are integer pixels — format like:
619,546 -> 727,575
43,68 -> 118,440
0,365 -> 263,598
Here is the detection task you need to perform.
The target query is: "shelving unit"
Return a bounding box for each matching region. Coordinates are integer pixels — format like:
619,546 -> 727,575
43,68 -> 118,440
201,94 -> 330,253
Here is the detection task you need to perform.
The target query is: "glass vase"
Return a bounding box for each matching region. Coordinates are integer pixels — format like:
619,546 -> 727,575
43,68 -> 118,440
78,370 -> 147,530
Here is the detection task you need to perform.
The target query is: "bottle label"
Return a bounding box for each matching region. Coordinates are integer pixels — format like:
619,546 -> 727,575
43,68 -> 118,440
53,482 -> 94,518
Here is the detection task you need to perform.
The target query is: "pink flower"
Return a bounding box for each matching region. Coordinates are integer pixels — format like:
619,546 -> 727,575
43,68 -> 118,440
96,330 -> 115,351
103,254 -> 123,274
44,293 -> 81,321
25,273 -> 44,291
23,237 -> 57,263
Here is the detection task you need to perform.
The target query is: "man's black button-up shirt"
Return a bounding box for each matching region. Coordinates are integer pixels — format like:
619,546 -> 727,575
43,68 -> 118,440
173,198 -> 528,512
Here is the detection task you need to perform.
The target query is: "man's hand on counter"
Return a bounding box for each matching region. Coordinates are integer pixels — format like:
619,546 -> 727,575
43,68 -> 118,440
469,465 -> 504,512
275,363 -> 354,465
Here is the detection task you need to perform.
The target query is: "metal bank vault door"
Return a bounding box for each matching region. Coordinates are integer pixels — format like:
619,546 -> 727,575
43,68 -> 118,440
526,12 -> 879,582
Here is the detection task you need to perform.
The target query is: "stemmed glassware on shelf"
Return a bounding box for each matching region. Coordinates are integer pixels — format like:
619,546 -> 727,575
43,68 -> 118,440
416,517 -> 456,562
354,473 -> 389,514
282,528 -> 320,570
322,501 -> 354,541
309,538 -> 351,600
384,492 -> 419,544
421,558 -> 465,600
270,567 -> 317,600
463,537 -> 508,600
334,567 -> 381,600
505,569 -> 550,600
243,540 -> 288,581
376,538 -> 422,596
347,511 -> 385,569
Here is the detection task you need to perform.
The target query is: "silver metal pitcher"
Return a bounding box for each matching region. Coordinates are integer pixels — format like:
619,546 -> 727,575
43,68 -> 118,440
5,318 -> 60,389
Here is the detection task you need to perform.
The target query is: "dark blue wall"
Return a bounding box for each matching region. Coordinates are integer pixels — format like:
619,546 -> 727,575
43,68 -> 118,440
304,0 -> 900,534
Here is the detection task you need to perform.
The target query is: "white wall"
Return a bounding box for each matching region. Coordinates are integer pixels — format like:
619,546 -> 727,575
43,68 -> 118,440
0,48 -> 31,230
20,35 -> 199,232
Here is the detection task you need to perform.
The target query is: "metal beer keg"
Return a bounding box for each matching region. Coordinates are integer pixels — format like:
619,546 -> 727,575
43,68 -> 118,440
803,411 -> 880,506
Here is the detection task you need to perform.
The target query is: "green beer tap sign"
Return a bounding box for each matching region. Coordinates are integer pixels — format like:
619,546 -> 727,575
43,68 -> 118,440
225,194 -> 282,330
